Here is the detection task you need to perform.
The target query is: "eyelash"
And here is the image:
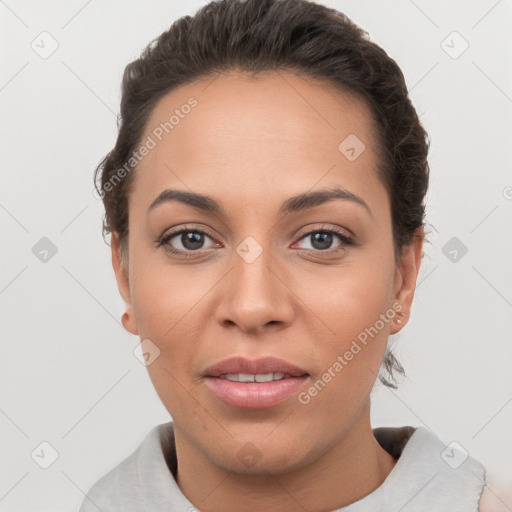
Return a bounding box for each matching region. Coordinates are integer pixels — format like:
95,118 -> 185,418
156,224 -> 354,258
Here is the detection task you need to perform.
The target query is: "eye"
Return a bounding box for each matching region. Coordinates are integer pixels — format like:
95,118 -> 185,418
294,226 -> 353,252
156,224 -> 354,257
157,226 -> 220,255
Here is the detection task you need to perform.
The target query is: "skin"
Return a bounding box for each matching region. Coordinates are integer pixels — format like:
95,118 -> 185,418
111,69 -> 423,511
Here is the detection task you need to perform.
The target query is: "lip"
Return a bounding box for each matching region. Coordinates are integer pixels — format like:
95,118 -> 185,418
203,356 -> 308,378
203,356 -> 309,409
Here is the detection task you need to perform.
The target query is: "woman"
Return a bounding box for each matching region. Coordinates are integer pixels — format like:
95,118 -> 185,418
80,0 -> 486,510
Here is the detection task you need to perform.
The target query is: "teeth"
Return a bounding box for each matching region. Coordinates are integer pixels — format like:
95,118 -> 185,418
221,373 -> 288,382
255,373 -> 273,382
225,373 -> 243,382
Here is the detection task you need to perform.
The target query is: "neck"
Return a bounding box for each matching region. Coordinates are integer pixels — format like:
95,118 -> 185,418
173,405 -> 395,512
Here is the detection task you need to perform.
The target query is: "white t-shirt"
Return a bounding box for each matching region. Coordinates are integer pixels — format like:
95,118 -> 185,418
79,422 -> 486,511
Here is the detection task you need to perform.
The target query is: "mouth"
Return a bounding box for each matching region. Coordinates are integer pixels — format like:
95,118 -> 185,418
218,372 -> 293,382
203,356 -> 310,409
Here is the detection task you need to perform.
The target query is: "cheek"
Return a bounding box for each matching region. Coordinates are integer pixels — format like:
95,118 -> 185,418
295,272 -> 394,424
293,248 -> 396,404
299,255 -> 396,342
130,253 -> 211,340
129,257 -> 207,415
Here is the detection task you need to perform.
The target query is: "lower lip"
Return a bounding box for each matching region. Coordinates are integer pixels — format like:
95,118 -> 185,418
204,376 -> 309,409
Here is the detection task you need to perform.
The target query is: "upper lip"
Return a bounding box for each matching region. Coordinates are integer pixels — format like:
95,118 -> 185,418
203,356 -> 309,378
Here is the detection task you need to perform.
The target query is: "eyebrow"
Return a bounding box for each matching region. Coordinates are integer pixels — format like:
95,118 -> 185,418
147,186 -> 372,217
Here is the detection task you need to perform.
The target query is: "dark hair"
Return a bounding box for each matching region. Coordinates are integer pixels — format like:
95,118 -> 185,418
94,0 -> 429,387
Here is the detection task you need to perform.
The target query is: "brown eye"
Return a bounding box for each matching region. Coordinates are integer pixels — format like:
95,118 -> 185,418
295,229 -> 353,252
174,231 -> 206,251
159,227 -> 219,255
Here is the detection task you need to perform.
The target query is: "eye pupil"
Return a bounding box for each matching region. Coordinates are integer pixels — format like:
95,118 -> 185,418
311,232 -> 332,250
182,232 -> 204,250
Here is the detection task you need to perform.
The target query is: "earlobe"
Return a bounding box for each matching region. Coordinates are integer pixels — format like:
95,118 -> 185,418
390,230 -> 424,334
389,301 -> 408,335
121,305 -> 139,335
111,232 -> 139,335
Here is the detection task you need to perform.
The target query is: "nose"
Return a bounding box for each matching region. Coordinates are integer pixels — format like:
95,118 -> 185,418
215,243 -> 295,335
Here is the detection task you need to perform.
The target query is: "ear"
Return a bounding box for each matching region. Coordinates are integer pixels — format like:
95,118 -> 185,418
111,232 -> 139,335
389,229 -> 424,335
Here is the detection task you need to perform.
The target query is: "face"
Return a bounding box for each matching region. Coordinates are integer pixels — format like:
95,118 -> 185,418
113,70 -> 421,475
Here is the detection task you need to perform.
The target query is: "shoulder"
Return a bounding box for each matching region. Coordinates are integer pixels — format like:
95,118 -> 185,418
79,422 -> 185,512
365,426 -> 486,512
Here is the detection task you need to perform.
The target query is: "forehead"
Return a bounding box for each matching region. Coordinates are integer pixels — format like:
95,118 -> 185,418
130,69 -> 385,215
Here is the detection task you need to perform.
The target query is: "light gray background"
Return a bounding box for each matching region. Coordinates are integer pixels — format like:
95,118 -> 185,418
1,1 -> 511,510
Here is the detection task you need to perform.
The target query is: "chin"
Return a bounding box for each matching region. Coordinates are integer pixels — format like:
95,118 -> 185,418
207,429 -> 315,476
